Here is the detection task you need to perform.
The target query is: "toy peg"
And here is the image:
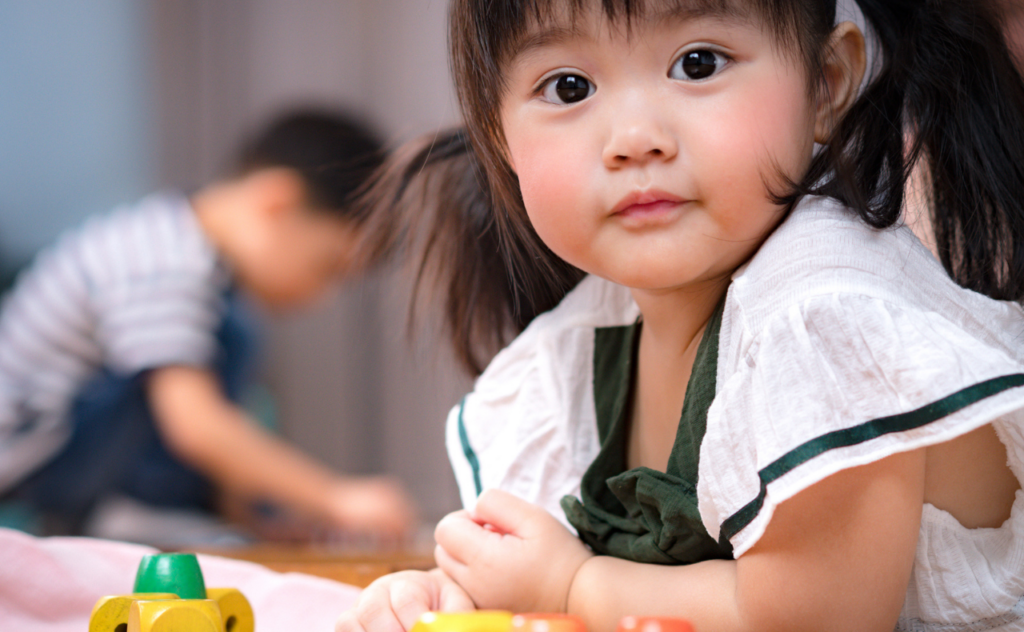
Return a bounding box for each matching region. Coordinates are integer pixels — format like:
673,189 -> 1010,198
512,613 -> 588,632
133,553 -> 207,599
206,588 -> 255,632
127,598 -> 222,632
616,616 -> 695,632
411,610 -> 515,632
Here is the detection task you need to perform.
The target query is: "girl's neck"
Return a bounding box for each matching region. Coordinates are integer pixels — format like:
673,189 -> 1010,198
630,279 -> 729,357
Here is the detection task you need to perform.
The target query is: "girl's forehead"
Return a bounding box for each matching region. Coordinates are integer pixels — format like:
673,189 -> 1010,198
502,0 -> 760,58
515,0 -> 753,35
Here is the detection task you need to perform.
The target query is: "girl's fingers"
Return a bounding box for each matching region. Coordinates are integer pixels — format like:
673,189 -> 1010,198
389,577 -> 435,631
437,581 -> 477,612
434,542 -> 469,586
335,611 -> 366,632
472,489 -> 536,536
350,579 -> 418,632
434,510 -> 494,564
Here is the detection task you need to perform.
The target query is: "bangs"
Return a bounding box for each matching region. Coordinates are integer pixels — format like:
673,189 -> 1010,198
479,0 -> 824,67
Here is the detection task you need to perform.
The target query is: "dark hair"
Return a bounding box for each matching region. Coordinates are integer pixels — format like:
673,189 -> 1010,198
237,108 -> 384,221
794,0 -> 1024,301
357,0 -> 1024,375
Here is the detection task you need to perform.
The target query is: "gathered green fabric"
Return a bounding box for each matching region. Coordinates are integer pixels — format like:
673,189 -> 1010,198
562,300 -> 733,564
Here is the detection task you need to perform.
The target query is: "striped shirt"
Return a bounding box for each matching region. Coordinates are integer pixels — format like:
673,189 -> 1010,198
0,192 -> 230,492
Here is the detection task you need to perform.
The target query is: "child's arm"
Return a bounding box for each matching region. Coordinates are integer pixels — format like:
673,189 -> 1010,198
433,449 -> 924,632
147,365 -> 416,536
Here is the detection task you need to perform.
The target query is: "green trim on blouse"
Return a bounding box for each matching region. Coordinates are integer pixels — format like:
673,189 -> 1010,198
719,372 -> 1024,544
561,299 -> 734,564
457,397 -> 483,497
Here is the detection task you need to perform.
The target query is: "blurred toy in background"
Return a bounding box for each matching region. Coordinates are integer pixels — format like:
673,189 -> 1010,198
0,109 -> 417,544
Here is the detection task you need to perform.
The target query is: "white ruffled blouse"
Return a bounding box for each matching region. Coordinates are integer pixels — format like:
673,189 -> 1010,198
446,196 -> 1024,630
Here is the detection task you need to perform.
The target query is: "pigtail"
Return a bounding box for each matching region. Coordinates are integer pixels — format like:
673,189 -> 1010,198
352,128 -> 582,376
805,0 -> 1024,301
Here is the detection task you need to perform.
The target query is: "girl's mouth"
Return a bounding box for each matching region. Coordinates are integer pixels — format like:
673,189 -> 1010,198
611,189 -> 688,220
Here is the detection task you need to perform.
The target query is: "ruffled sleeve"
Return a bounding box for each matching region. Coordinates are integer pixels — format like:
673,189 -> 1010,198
698,291 -> 1024,557
445,275 -> 639,526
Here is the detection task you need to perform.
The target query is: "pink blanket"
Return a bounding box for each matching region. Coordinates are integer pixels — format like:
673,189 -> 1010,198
0,527 -> 361,631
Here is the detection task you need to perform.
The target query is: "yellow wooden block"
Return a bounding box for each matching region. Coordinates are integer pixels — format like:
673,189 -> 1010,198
127,598 -> 222,632
89,594 -> 179,632
411,611 -> 514,632
206,588 -> 255,632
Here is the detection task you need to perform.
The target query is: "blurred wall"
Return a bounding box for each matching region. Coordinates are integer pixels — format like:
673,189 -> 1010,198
0,1 -> 155,264
1,0 -> 469,525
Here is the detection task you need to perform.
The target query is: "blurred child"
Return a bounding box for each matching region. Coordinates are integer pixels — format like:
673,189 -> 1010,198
337,0 -> 1024,631
0,109 -> 416,539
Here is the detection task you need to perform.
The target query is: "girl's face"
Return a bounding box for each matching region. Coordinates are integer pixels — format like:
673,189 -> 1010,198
499,5 -> 818,294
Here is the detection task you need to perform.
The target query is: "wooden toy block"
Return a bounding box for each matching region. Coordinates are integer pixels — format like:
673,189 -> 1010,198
616,616 -> 695,632
88,553 -> 254,632
411,610 -> 515,632
206,588 -> 255,632
512,613 -> 587,632
89,594 -> 179,632
127,598 -> 222,632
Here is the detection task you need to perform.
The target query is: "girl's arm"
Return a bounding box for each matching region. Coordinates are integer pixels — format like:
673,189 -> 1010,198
435,449 -> 925,632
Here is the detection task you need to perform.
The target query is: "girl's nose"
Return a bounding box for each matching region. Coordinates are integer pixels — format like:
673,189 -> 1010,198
602,108 -> 679,168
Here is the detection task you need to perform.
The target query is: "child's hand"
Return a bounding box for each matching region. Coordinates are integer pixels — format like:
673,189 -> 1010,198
335,568 -> 475,632
433,489 -> 593,614
327,475 -> 419,538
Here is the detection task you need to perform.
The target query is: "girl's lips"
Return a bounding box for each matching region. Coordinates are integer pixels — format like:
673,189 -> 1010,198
611,189 -> 688,217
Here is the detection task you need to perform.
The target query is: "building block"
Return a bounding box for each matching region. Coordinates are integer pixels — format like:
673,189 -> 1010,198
616,616 -> 695,632
133,552 -> 206,599
411,611 -> 694,632
206,588 -> 255,632
88,553 -> 254,632
512,613 -> 587,632
127,598 -> 222,632
411,610 -> 515,632
89,594 -> 179,632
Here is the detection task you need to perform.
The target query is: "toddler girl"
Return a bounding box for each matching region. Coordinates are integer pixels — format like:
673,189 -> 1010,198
341,0 -> 1024,630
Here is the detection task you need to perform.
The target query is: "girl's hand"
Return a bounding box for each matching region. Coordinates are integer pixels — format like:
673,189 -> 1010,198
335,569 -> 475,632
433,489 -> 594,613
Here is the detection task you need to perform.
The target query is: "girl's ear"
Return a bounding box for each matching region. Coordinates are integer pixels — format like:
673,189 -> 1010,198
815,22 -> 867,144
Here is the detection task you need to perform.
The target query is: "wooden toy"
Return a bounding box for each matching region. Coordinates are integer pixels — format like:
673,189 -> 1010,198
512,613 -> 587,632
411,611 -> 514,632
615,616 -> 695,632
89,552 -> 254,632
412,611 -> 695,632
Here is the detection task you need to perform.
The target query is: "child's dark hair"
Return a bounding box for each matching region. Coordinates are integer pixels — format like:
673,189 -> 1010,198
356,0 -> 1024,376
237,108 -> 384,221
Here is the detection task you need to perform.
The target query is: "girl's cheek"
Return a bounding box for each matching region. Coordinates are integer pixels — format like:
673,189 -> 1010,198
706,75 -> 816,202
513,136 -> 590,254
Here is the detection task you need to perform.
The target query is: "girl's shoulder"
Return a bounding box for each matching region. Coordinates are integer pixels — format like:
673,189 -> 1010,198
475,274 -> 638,390
727,195 -> 1022,338
701,197 -> 1024,561
446,274 -> 638,521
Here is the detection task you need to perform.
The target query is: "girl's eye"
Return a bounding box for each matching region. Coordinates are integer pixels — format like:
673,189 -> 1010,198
670,49 -> 727,81
540,74 -> 594,104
